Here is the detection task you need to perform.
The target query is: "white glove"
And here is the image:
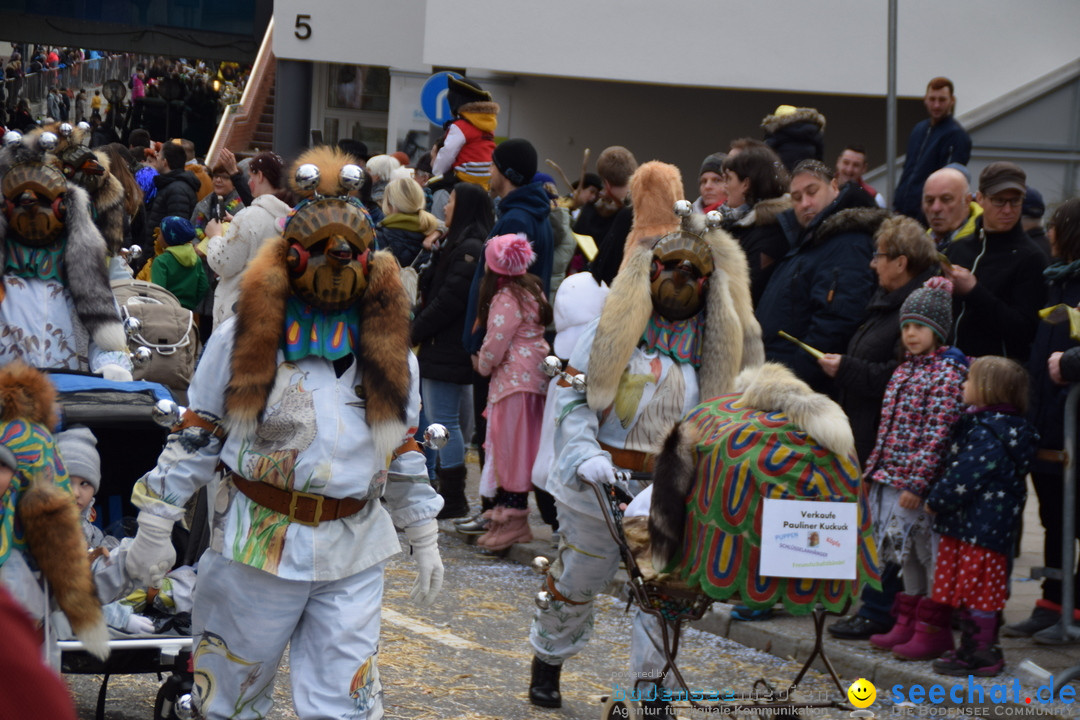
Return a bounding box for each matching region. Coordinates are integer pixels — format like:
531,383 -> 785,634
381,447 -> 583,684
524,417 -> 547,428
404,520 -> 443,606
125,613 -> 156,635
125,511 -> 176,589
99,363 -> 133,382
577,455 -> 616,486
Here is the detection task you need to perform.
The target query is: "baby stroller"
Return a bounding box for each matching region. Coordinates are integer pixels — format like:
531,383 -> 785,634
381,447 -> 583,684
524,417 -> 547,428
538,364 -> 880,718
50,371 -> 200,720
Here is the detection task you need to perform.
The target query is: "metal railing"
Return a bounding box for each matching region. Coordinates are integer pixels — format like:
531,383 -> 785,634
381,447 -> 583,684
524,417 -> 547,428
4,55 -> 134,109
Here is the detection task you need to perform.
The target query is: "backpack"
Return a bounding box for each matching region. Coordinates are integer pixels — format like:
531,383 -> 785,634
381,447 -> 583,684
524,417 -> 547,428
111,279 -> 199,398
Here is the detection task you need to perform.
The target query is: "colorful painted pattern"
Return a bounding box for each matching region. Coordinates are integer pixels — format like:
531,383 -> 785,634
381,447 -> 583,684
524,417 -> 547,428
0,419 -> 70,568
674,395 -> 880,613
641,313 -> 704,368
282,297 -> 359,362
4,238 -> 65,281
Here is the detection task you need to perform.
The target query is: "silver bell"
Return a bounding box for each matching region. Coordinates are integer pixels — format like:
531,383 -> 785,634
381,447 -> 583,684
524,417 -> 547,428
673,199 -> 693,217
535,590 -> 553,610
77,121 -> 91,134
423,423 -> 449,450
340,164 -> 364,192
295,163 -> 321,191
705,210 -> 724,229
2,130 -> 22,147
58,123 -> 74,138
174,694 -> 196,720
570,373 -> 587,393
38,132 -> 58,151
151,399 -> 183,428
131,346 -> 153,367
123,316 -> 142,338
541,355 -> 562,378
127,244 -> 144,261
531,556 -> 550,574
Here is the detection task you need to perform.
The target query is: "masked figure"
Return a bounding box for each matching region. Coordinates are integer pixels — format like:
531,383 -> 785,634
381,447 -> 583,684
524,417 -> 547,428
126,147 -> 443,720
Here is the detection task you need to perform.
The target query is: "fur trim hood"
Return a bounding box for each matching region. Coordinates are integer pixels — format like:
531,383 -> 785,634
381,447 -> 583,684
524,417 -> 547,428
760,107 -> 826,134
587,212 -> 764,412
226,238 -> 412,463
457,100 -> 500,117
815,206 -> 890,247
735,195 -> 792,229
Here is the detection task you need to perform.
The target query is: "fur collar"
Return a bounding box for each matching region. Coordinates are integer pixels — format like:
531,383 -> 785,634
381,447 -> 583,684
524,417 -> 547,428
457,100 -> 500,116
815,206 -> 889,247
760,107 -> 826,134
736,195 -> 792,228
226,239 -> 412,463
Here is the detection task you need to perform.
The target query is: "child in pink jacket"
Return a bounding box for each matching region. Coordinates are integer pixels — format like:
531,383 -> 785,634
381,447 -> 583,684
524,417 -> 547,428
473,233 -> 552,550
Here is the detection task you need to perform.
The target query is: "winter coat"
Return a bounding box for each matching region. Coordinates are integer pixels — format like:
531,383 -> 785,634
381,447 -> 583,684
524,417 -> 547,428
927,409 -> 1037,555
944,218 -> 1048,360
834,266 -> 938,463
206,194 -> 293,328
864,346 -> 969,496
893,116 -> 972,219
376,213 -> 428,268
929,202 -> 981,251
151,243 -> 209,312
148,170 -> 200,233
1027,263 -> 1080,474
761,108 -> 826,171
756,184 -> 886,392
476,285 -> 550,403
726,196 -> 792,306
412,233 -> 484,384
589,205 -> 633,287
549,205 -> 575,299
463,182 -> 555,352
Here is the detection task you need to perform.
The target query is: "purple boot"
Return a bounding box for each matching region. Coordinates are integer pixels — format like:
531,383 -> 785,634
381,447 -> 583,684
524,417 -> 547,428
893,597 -> 954,661
933,612 -> 1004,677
869,592 -> 919,650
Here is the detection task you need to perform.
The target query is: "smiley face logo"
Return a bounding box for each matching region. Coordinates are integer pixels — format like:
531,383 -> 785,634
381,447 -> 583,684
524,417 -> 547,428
848,678 -> 876,708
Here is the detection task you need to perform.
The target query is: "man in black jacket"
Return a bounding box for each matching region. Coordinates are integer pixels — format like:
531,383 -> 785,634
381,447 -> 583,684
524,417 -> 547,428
147,141 -> 199,234
943,162 -> 1047,360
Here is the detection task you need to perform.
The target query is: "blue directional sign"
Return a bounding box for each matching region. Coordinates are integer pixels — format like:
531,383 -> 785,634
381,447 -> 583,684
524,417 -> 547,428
420,71 -> 463,126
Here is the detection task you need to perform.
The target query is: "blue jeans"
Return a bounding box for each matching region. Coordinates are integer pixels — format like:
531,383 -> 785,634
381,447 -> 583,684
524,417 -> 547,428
421,378 -> 471,470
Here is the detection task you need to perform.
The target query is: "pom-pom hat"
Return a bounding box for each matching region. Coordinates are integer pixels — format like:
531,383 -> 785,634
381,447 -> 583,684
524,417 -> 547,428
485,233 -> 535,277
900,275 -> 953,342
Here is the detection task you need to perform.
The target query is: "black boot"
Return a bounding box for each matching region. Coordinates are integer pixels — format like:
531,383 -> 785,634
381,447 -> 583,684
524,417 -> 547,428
435,465 -> 469,519
529,656 -> 562,708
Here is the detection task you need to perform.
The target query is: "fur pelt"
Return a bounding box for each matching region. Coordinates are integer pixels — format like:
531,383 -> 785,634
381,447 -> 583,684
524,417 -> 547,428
586,212 -> 764,411
648,421 -> 700,572
19,482 -> 109,659
0,363 -> 108,659
620,161 -> 684,269
288,146 -> 360,199
225,235 -> 290,437
586,246 -> 654,412
226,240 -> 412,463
733,362 -> 854,458
0,135 -> 127,353
814,206 -> 889,248
93,174 -> 126,256
760,107 -> 826,134
0,361 -> 57,426
736,195 -> 792,228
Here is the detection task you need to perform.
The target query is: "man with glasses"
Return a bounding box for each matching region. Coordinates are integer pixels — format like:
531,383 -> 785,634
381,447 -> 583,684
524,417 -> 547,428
943,162 -> 1047,359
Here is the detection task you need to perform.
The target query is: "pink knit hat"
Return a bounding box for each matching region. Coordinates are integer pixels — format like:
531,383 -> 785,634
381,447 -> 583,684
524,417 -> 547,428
485,233 -> 535,277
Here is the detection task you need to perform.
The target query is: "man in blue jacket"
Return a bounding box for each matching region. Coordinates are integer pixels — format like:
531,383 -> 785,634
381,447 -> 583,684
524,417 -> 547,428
893,77 -> 972,221
756,160 -> 886,393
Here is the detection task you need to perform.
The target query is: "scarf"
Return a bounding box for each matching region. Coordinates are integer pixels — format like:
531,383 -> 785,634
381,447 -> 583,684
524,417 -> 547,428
282,296 -> 360,362
1044,258 -> 1080,283
641,313 -> 704,368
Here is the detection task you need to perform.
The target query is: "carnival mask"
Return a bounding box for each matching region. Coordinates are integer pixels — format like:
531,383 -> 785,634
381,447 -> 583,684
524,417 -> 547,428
284,197 -> 374,311
59,146 -> 106,194
649,230 -> 713,321
2,162 -> 68,247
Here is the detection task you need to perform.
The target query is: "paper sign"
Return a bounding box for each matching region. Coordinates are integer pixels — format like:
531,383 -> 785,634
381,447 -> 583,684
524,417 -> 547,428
759,498 -> 858,580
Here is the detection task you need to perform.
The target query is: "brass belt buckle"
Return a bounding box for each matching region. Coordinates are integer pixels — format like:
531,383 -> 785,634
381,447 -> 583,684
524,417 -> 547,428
288,490 -> 325,526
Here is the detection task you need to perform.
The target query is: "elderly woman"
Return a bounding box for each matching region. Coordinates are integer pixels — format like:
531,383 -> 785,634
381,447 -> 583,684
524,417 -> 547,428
819,214 -> 938,641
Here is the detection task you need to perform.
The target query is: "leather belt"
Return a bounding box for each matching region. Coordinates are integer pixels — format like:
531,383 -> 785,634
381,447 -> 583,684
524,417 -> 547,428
599,441 -> 654,473
557,364 -> 583,388
547,574 -> 587,605
1037,449 -> 1067,465
230,473 -> 367,527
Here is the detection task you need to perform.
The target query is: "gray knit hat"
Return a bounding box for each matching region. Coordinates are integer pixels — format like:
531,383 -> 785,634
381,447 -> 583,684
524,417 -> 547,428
699,152 -> 726,178
900,276 -> 953,342
56,426 -> 101,493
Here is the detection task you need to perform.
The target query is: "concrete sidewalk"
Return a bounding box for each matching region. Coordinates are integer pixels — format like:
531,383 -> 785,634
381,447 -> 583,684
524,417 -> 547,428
446,466 -> 1080,717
